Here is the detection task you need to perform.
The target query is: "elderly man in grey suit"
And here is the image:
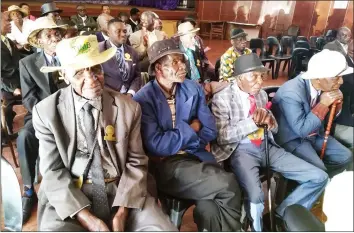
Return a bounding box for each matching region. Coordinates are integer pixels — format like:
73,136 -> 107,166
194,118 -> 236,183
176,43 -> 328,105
99,18 -> 141,96
16,16 -> 67,224
128,11 -> 167,72
33,35 -> 177,231
324,27 -> 352,65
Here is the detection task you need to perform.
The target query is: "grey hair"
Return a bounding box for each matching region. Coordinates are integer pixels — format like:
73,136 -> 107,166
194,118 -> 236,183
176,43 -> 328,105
141,11 -> 157,20
338,26 -> 351,36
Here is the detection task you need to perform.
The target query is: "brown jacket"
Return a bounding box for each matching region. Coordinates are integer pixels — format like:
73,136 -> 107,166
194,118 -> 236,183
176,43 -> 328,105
32,86 -> 148,220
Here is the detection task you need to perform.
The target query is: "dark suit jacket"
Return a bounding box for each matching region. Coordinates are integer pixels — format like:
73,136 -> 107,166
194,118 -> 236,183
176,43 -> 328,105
128,18 -> 140,33
1,39 -> 21,93
19,51 -> 58,122
95,31 -> 106,43
324,40 -> 354,67
133,79 -> 217,162
99,40 -> 142,93
70,15 -> 97,32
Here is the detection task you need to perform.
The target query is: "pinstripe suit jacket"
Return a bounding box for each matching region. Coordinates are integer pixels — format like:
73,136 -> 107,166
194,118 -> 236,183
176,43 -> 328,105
211,83 -> 278,162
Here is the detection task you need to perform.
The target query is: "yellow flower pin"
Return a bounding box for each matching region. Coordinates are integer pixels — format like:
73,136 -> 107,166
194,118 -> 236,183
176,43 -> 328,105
124,53 -> 132,60
104,125 -> 116,141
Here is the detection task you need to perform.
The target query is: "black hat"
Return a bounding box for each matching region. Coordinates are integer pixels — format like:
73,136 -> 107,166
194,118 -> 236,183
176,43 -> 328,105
41,2 -> 63,16
230,28 -> 248,39
233,53 -> 269,77
147,39 -> 184,75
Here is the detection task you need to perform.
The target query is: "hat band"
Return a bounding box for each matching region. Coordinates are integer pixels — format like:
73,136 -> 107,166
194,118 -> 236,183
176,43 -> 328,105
235,65 -> 265,76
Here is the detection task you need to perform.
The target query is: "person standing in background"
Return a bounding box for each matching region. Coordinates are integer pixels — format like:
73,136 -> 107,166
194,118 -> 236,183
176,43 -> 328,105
19,3 -> 36,21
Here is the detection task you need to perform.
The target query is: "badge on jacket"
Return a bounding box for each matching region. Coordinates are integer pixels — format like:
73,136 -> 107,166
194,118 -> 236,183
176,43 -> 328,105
104,125 -> 116,141
124,53 -> 132,61
196,59 -> 201,67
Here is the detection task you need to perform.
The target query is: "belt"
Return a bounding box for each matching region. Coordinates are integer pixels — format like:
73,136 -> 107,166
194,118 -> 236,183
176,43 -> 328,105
149,151 -> 188,163
73,177 -> 119,188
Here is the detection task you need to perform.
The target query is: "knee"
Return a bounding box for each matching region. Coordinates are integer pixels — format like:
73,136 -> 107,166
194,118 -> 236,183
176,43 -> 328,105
194,200 -> 220,221
246,187 -> 264,204
221,172 -> 242,195
312,169 -> 329,185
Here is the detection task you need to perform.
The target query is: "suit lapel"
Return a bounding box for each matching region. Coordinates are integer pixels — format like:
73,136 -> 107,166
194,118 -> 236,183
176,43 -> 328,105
35,52 -> 52,95
153,80 -> 174,129
123,44 -> 133,79
57,87 -> 77,167
335,40 -> 347,56
1,40 -> 12,55
101,90 -> 119,172
176,83 -> 193,122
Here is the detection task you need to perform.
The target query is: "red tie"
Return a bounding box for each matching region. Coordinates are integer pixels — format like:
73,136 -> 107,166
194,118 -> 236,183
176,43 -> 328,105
248,95 -> 257,115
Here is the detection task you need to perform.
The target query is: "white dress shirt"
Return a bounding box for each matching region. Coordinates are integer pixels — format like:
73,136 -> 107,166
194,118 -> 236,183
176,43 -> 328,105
7,18 -> 34,45
79,15 -> 87,26
109,40 -> 135,96
339,41 -> 348,54
147,30 -> 158,47
309,80 -> 321,108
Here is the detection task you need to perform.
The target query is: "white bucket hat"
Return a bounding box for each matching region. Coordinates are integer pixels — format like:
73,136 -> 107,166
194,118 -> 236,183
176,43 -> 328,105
40,35 -> 116,73
174,21 -> 200,37
302,49 -> 353,79
27,17 -> 68,48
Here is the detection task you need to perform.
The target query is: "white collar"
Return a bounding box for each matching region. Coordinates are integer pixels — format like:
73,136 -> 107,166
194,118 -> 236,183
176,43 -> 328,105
102,32 -> 109,40
79,14 -> 87,20
109,40 -> 124,53
309,80 -> 321,101
129,17 -> 138,25
44,52 -> 54,64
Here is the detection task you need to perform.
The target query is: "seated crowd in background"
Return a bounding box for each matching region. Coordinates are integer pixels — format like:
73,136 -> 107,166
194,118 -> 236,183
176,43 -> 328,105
1,1 -> 354,232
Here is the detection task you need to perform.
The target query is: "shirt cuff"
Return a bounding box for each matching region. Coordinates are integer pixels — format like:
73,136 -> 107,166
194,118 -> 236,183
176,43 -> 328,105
127,89 -> 136,96
70,204 -> 90,219
311,103 -> 329,121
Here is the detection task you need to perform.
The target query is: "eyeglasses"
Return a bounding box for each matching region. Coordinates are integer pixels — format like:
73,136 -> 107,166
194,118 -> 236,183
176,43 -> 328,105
235,37 -> 247,42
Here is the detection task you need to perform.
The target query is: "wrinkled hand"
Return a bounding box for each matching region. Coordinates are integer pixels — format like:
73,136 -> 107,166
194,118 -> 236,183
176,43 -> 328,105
320,90 -> 343,107
13,88 -> 21,96
252,108 -> 276,130
190,119 -> 202,133
112,207 -> 129,232
77,208 -> 110,232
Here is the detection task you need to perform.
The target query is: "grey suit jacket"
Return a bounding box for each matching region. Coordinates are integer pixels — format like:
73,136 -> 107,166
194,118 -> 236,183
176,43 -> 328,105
19,51 -> 58,122
99,41 -> 142,93
324,40 -> 353,66
1,39 -> 21,93
32,86 -> 148,220
70,15 -> 97,32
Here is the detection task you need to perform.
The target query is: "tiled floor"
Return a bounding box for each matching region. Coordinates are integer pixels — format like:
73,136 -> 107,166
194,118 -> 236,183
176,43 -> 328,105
1,39 -> 292,231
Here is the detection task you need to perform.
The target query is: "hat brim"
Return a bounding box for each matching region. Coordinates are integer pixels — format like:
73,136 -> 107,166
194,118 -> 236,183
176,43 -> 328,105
27,24 -> 68,48
302,66 -> 354,79
148,49 -> 185,75
231,32 -> 248,39
234,66 -> 269,77
41,9 -> 63,16
174,28 -> 200,37
8,8 -> 28,17
40,47 -> 117,73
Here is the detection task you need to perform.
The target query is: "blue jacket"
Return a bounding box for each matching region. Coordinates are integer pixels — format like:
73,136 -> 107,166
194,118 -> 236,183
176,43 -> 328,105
133,79 -> 217,162
272,76 -> 325,152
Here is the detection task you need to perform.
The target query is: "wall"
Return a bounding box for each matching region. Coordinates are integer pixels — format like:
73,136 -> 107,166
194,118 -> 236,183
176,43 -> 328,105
197,0 -> 354,38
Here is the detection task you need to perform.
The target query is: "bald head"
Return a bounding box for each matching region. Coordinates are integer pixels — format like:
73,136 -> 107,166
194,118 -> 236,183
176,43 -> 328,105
97,13 -> 114,33
337,26 -> 352,45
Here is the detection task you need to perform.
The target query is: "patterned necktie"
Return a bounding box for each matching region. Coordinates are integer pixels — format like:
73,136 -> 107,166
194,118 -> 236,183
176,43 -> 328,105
49,56 -> 59,93
116,48 -> 128,81
82,103 -> 110,224
248,95 -> 257,115
186,48 -> 201,81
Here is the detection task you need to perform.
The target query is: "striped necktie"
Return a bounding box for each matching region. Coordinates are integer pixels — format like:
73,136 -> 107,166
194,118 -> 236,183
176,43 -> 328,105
116,47 -> 128,81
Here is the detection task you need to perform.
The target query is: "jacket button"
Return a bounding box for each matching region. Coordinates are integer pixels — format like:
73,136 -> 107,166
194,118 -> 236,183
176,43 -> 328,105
229,148 -> 233,151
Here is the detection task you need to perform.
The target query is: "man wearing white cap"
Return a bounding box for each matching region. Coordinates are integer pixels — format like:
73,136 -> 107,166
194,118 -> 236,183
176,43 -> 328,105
16,16 -> 67,223
272,50 -> 353,178
33,35 -> 177,231
174,21 -> 216,83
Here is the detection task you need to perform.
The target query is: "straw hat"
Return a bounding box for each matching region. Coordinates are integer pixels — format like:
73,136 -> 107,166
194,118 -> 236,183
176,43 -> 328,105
27,17 -> 68,48
7,5 -> 28,17
302,49 -> 353,79
40,35 -> 116,73
174,22 -> 200,37
147,39 -> 184,75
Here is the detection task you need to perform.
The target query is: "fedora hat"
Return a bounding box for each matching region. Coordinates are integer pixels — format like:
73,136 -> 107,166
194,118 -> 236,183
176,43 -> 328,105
27,17 -> 68,48
41,2 -> 63,16
302,49 -> 353,79
174,21 -> 200,37
40,35 -> 116,73
233,53 -> 269,77
147,39 -> 184,75
7,5 -> 28,17
230,28 -> 248,39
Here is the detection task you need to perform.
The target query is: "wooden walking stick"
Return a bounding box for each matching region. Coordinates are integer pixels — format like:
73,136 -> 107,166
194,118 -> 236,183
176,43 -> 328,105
320,99 -> 342,159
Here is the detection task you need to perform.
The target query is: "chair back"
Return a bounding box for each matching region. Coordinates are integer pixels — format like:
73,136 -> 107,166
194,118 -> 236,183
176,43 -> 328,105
309,36 -> 318,48
266,36 -> 280,56
316,37 -> 326,50
280,36 -> 294,55
262,86 -> 279,102
296,36 -> 308,42
324,29 -> 337,43
295,40 -> 310,49
250,38 -> 266,56
287,25 -> 300,37
289,48 -> 310,79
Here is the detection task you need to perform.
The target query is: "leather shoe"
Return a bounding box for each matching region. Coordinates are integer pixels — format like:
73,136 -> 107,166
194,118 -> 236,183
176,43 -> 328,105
22,194 -> 38,224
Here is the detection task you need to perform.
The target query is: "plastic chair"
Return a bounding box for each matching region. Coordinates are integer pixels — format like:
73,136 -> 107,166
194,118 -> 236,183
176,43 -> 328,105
324,29 -> 337,43
296,36 -> 308,42
250,38 -> 275,79
295,40 -> 310,49
289,48 -> 311,79
309,36 -> 318,48
266,36 -> 293,78
283,204 -> 325,231
316,37 -> 326,51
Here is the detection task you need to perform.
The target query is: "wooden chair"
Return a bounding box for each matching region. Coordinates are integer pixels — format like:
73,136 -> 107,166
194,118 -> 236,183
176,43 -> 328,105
209,22 -> 225,40
1,100 -> 19,168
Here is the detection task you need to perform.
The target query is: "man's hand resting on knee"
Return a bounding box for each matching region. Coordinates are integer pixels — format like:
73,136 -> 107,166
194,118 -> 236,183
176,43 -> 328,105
76,208 -> 110,231
112,206 -> 129,231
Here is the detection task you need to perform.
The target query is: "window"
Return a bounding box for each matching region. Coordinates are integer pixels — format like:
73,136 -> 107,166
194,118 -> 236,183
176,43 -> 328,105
333,0 -> 348,9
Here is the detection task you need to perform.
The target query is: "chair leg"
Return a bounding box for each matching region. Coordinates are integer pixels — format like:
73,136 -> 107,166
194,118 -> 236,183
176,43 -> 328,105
275,60 -> 281,79
282,60 -> 288,72
271,61 -> 275,80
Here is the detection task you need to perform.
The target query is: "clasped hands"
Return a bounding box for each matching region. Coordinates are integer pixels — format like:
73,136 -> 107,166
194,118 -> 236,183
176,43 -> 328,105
252,108 -> 276,130
77,206 -> 129,232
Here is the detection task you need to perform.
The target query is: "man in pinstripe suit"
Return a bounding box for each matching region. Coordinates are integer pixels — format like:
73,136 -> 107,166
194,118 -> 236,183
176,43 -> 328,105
211,53 -> 328,231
